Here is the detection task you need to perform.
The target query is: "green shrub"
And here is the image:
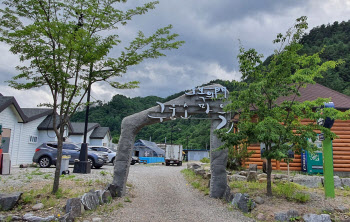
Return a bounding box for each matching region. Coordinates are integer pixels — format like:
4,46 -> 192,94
294,192 -> 310,203
200,157 -> 210,163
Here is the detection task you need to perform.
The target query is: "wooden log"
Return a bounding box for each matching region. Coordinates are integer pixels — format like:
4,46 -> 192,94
333,151 -> 350,155
334,168 -> 350,172
333,155 -> 350,160
247,158 -> 264,162
334,160 -> 350,164
334,164 -> 350,168
333,147 -> 350,151
337,135 -> 350,139
332,143 -> 350,147
280,167 -> 301,171
332,139 -> 350,143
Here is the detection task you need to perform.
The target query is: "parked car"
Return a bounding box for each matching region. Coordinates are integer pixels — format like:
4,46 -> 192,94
88,146 -> 116,164
33,142 -> 108,169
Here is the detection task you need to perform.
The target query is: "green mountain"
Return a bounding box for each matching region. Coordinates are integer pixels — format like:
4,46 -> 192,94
71,20 -> 350,148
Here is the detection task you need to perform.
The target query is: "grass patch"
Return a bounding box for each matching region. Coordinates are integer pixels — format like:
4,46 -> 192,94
229,181 -> 265,195
200,157 -> 210,163
30,169 -> 44,176
273,182 -> 310,203
181,169 -> 209,195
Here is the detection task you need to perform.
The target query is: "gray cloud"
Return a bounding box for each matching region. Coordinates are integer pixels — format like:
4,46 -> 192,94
1,0 -> 350,107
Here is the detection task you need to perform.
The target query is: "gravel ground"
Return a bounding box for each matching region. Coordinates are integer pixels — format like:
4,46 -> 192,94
0,164 -> 254,222
102,163 -> 254,222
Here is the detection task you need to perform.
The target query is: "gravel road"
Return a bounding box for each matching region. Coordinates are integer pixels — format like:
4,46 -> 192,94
107,163 -> 254,222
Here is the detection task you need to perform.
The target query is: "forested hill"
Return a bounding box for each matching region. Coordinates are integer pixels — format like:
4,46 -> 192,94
71,20 -> 350,149
300,20 -> 350,96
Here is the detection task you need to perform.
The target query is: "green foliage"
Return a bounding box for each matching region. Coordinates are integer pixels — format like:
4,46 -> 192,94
181,169 -> 210,195
200,157 -> 210,163
0,0 -> 183,193
217,16 -> 348,196
274,182 -> 310,203
227,143 -> 254,170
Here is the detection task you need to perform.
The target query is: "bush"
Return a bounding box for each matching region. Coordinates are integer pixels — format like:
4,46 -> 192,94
200,157 -> 210,163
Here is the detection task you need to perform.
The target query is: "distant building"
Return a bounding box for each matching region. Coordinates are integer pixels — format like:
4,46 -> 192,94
134,139 -> 165,157
184,149 -> 210,161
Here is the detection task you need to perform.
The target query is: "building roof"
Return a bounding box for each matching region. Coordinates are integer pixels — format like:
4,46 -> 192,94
0,94 -> 53,123
69,122 -> 100,135
37,114 -> 69,130
275,83 -> 350,110
90,127 -> 110,139
135,139 -> 165,155
22,108 -> 53,122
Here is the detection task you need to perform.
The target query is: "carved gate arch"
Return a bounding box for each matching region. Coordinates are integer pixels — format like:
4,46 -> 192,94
112,84 -> 231,198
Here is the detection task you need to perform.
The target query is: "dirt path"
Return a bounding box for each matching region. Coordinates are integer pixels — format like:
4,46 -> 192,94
104,164 -> 254,222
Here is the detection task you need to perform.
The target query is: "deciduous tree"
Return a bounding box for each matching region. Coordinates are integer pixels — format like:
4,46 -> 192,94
0,0 -> 183,193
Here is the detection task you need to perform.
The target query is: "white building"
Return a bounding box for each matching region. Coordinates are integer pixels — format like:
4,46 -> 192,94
68,122 -> 112,147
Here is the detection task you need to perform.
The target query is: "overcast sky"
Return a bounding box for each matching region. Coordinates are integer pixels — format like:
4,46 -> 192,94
1,0 -> 350,108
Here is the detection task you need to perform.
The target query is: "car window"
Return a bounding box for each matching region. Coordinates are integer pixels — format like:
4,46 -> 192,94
64,144 -> 79,150
47,143 -> 57,148
91,147 -> 98,151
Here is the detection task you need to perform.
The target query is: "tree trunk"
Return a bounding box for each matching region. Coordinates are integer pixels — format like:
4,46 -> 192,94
52,129 -> 64,194
266,158 -> 272,196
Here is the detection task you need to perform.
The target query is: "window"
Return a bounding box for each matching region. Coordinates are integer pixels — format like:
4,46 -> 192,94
29,135 -> 38,143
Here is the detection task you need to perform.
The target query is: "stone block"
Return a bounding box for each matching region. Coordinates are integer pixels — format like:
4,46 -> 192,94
194,168 -> 206,177
66,197 -> 84,220
292,175 -> 322,188
321,176 -> 342,188
106,184 -> 118,198
223,186 -> 234,203
257,173 -> 267,180
249,164 -> 257,172
232,193 -> 255,213
238,171 -> 248,176
23,213 -> 55,222
247,171 -> 257,182
274,209 -> 299,222
0,192 -> 22,211
341,178 -> 350,188
229,175 -> 246,182
32,203 -> 44,211
303,214 -> 331,222
255,196 -> 264,204
101,190 -> 112,204
81,191 -> 100,210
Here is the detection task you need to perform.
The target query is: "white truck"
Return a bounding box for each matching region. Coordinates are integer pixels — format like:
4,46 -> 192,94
165,144 -> 183,166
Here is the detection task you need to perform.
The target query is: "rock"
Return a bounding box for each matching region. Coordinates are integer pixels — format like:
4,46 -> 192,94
335,205 -> 349,213
341,178 -> 350,188
274,174 -> 288,180
247,171 -> 257,182
81,191 -> 100,210
321,176 -> 342,188
255,196 -> 264,204
0,192 -> 23,211
194,168 -> 206,177
65,198 -> 84,221
259,178 -> 267,183
106,184 -> 117,198
58,213 -> 70,222
232,193 -> 255,213
92,218 -> 102,222
187,163 -> 201,170
274,209 -> 299,222
238,171 -> 248,176
229,175 -> 246,182
257,173 -> 267,179
249,164 -> 257,172
223,186 -> 234,203
32,203 -> 44,211
203,172 -> 211,179
257,213 -> 266,221
0,214 -> 22,221
303,214 -> 331,222
23,213 -> 55,222
101,190 -> 112,204
292,175 -> 322,188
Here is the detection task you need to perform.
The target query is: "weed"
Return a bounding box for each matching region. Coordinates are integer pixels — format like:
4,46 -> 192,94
26,175 -> 33,180
294,192 -> 310,203
117,203 -> 124,208
30,168 -> 44,175
126,183 -> 133,188
43,174 -> 51,179
100,171 -> 108,176
191,181 -> 201,189
4,216 -> 12,222
273,182 -> 310,203
200,157 -> 210,163
289,216 -> 301,221
344,185 -> 350,191
124,197 -> 132,203
181,169 -> 210,195
60,174 -> 75,180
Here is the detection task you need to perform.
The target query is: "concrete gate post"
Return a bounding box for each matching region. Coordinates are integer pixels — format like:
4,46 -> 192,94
210,117 -> 228,198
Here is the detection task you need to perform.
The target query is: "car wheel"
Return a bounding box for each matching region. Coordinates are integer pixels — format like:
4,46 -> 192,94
88,157 -> 94,169
39,156 -> 51,168
111,157 -> 115,165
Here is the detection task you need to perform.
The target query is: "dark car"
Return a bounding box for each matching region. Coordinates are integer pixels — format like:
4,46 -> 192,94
131,156 -> 140,165
33,142 -> 108,169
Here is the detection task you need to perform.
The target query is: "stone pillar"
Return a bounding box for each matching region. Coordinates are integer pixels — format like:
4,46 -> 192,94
209,118 -> 228,198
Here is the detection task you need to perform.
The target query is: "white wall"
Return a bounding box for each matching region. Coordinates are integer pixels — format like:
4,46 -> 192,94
18,116 -> 47,165
0,106 -> 23,165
